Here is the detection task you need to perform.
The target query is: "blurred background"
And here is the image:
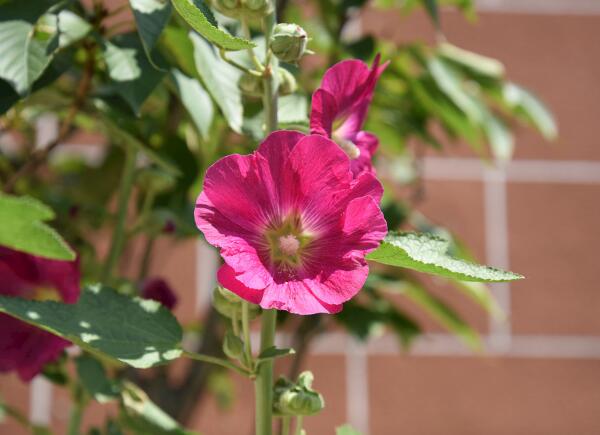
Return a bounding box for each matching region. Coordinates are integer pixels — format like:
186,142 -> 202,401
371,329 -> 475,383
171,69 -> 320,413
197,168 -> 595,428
1,0 -> 600,434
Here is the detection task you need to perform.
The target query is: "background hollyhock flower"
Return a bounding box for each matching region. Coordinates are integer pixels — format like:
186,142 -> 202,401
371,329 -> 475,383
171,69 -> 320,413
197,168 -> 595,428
195,131 -> 387,315
0,247 -> 80,381
310,54 -> 388,177
142,278 -> 178,310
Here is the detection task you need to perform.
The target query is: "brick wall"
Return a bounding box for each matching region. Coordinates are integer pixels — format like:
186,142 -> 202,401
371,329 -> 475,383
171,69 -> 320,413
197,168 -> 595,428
2,2 -> 600,434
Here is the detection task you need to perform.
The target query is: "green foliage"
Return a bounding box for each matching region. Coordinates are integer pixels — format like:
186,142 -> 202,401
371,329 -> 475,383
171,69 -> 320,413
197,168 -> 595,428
336,424 -> 363,435
171,68 -> 214,138
130,0 -> 173,66
0,285 -> 183,368
367,231 -> 523,282
0,194 -> 75,260
171,0 -> 255,51
76,355 -> 121,403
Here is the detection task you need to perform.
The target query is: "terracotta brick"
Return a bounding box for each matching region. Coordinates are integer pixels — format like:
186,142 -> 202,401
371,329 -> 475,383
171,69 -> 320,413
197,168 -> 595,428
0,374 -> 30,435
369,356 -> 600,435
508,182 -> 600,335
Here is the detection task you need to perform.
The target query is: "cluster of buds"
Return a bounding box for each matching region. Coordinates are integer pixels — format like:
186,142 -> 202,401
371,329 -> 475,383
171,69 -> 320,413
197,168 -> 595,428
212,0 -> 273,21
273,371 -> 325,416
270,23 -> 308,64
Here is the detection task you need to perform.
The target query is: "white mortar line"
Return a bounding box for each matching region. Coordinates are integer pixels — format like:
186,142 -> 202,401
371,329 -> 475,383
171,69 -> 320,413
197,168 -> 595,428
195,239 -> 219,314
346,339 -> 370,434
475,0 -> 600,15
29,376 -> 52,426
483,167 -> 512,351
423,157 -> 600,184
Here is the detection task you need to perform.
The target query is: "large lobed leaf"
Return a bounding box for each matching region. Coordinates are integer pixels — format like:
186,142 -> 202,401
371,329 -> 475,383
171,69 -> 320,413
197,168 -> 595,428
0,285 -> 183,368
171,0 -> 254,51
367,231 -> 523,282
0,194 -> 75,260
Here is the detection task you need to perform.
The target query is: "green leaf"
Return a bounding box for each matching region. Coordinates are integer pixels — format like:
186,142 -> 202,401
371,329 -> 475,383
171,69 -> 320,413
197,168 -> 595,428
367,231 -> 523,282
0,79 -> 19,114
171,69 -> 213,138
129,0 -> 172,67
39,11 -> 92,48
482,112 -> 514,162
503,82 -> 557,140
190,32 -> 243,133
336,424 -> 362,435
0,284 -> 183,368
278,94 -> 308,125
76,355 -> 121,403
120,382 -> 197,435
257,346 -> 296,362
427,57 -> 484,124
103,41 -> 141,82
0,194 -> 75,260
171,0 -> 254,51
438,42 -> 504,78
107,34 -> 166,115
0,20 -> 55,94
161,26 -> 197,77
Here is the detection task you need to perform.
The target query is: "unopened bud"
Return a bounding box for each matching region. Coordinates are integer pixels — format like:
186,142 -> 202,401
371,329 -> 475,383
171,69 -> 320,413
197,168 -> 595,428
211,0 -> 272,20
270,23 -> 308,64
273,371 -> 324,416
223,330 -> 245,360
239,72 -> 264,98
278,68 -> 297,96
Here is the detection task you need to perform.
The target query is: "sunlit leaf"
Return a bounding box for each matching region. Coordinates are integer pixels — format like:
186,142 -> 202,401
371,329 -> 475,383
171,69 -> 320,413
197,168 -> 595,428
503,82 -> 557,140
190,32 -> 243,133
0,194 -> 75,260
171,69 -> 213,138
438,42 -> 504,78
103,41 -> 141,82
0,285 -> 183,368
171,0 -> 254,51
336,424 -> 362,435
367,231 -> 523,282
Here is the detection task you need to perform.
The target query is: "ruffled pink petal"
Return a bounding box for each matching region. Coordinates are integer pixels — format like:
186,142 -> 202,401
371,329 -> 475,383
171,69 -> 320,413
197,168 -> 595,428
217,264 -> 263,304
260,281 -> 342,315
341,196 -> 388,253
349,171 -> 384,204
196,192 -> 274,289
350,131 -> 379,177
309,89 -> 338,137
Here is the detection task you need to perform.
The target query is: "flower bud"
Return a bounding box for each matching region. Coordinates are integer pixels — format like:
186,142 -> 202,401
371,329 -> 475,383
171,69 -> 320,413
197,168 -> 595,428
212,286 -> 261,320
212,0 -> 241,18
211,0 -> 272,20
239,72 -> 264,98
223,330 -> 245,360
278,68 -> 297,96
273,371 -> 324,416
270,23 -> 308,64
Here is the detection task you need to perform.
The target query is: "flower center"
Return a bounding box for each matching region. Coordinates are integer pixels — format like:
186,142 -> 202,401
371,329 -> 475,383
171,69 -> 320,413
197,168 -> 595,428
264,215 -> 313,268
278,234 -> 300,256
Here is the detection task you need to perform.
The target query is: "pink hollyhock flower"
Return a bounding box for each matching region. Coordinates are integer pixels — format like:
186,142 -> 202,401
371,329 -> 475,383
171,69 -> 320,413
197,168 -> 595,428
0,247 -> 80,381
195,131 -> 387,315
310,54 -> 388,177
142,278 -> 178,311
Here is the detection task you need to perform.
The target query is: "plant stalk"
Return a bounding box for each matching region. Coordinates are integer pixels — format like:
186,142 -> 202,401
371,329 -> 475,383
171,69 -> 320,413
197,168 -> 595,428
101,146 -> 137,282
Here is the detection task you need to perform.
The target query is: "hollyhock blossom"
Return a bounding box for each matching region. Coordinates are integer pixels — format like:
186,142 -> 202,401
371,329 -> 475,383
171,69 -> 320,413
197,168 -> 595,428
0,247 -> 80,381
310,54 -> 388,177
195,131 -> 387,315
142,278 -> 178,311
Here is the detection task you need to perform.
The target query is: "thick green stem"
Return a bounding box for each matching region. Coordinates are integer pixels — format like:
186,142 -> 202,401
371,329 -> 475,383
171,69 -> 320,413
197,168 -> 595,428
242,301 -> 253,370
282,417 -> 291,435
294,416 -> 304,435
101,146 -> 137,282
67,402 -> 84,435
255,309 -> 277,435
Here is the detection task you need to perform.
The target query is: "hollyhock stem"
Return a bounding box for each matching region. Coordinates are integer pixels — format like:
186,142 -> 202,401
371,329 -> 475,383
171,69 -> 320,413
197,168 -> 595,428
101,146 -> 137,282
242,301 -> 253,370
255,3 -> 279,434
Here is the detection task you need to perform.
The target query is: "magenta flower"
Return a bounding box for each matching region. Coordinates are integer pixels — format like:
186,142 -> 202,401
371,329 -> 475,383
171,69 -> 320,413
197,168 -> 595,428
0,247 -> 80,381
310,54 -> 388,177
195,131 -> 387,315
142,278 -> 178,311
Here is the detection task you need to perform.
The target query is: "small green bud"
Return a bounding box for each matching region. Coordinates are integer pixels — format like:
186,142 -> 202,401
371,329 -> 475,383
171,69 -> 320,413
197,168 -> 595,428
212,0 -> 241,18
212,286 -> 261,320
238,72 -> 264,98
137,168 -> 176,193
211,0 -> 272,20
273,371 -> 324,416
278,68 -> 297,96
223,330 -> 245,360
270,23 -> 308,64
